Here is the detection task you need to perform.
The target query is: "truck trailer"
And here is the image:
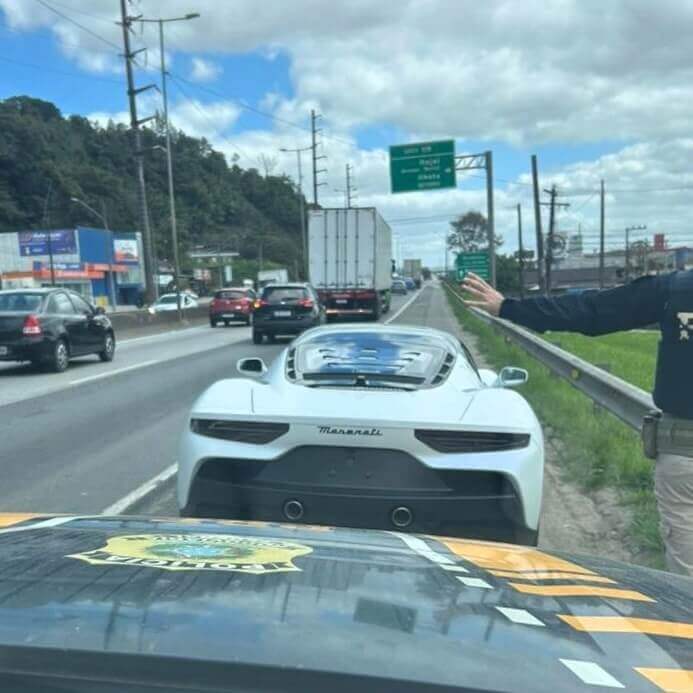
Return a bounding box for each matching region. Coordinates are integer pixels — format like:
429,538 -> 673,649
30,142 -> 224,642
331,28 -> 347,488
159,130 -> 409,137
308,208 -> 393,320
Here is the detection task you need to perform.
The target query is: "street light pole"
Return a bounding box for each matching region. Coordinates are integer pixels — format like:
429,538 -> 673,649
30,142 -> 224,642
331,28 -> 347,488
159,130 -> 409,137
280,145 -> 311,279
70,196 -> 115,309
140,12 -> 200,321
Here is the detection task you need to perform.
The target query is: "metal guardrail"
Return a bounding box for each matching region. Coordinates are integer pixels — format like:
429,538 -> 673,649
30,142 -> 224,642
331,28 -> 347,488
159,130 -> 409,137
109,306 -> 209,335
444,282 -> 654,431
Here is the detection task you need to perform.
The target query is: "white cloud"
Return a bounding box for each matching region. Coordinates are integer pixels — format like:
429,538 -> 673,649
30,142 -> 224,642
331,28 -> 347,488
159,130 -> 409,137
7,0 -> 693,266
189,57 -> 222,83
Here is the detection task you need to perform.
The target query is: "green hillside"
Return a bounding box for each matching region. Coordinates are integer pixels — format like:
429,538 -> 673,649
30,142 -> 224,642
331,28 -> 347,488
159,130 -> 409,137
0,96 -> 307,275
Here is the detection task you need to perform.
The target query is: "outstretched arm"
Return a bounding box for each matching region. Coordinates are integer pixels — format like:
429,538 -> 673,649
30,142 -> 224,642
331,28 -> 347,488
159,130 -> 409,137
460,272 -> 668,335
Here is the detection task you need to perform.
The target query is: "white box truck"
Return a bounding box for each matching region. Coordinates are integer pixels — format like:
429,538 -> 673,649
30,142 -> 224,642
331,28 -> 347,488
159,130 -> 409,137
257,268 -> 289,287
309,208 -> 393,320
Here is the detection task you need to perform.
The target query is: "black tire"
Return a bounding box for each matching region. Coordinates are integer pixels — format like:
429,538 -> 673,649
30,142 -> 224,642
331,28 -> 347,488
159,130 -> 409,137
48,338 -> 69,373
99,331 -> 115,362
252,330 -> 263,345
372,300 -> 382,322
224,320 -> 230,327
267,333 -> 276,344
210,319 -> 217,328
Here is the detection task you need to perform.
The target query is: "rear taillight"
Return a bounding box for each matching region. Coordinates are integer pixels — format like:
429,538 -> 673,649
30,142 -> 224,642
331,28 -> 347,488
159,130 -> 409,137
298,299 -> 314,308
254,299 -> 268,309
22,314 -> 42,336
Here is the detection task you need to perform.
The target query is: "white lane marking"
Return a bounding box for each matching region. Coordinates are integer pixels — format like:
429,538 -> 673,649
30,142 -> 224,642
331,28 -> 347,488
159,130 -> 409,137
441,564 -> 470,574
0,516 -> 78,535
384,285 -> 427,324
456,576 -> 493,589
69,359 -> 159,386
495,607 -> 545,627
559,660 -> 624,688
101,463 -> 177,515
389,532 -> 456,565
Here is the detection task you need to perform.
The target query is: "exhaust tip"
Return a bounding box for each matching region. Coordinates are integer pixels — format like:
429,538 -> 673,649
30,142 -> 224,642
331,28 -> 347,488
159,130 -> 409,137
283,499 -> 304,521
391,506 -> 413,528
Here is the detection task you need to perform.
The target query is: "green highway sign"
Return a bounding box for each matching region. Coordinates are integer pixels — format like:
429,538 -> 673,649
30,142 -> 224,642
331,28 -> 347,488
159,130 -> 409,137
456,251 -> 490,281
389,139 -> 456,193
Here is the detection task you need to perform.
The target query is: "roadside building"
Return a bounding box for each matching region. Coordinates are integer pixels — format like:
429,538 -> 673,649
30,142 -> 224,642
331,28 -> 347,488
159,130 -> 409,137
0,226 -> 145,307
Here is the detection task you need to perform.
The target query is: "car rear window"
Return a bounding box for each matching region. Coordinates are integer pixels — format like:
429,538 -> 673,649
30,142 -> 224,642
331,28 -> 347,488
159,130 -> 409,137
0,293 -> 43,311
216,290 -> 246,300
158,295 -> 178,304
262,287 -> 309,304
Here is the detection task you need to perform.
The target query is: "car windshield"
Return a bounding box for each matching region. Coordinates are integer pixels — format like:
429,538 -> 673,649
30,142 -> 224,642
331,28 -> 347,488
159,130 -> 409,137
216,291 -> 246,299
293,331 -> 457,388
263,287 -> 308,303
0,293 -> 43,311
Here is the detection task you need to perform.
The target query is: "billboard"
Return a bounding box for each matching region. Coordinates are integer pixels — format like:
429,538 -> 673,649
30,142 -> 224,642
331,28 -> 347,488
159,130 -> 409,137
113,238 -> 139,264
18,229 -> 76,256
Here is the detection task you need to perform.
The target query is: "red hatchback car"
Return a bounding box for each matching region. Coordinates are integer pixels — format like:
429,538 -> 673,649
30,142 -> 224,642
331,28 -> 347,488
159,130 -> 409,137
209,288 -> 256,327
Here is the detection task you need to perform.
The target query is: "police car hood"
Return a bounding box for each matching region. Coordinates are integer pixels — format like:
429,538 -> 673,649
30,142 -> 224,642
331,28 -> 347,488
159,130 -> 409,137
0,514 -> 691,692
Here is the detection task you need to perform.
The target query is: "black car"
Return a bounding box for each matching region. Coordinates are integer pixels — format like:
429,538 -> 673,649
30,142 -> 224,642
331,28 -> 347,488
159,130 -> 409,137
0,289 -> 115,372
252,283 -> 324,344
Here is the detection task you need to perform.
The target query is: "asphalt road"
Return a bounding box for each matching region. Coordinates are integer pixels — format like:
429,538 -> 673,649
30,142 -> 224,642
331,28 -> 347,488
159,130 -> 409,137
0,290 -> 416,514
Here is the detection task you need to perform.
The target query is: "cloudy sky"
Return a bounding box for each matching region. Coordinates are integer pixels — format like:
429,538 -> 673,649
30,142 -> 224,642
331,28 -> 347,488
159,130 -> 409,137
2,0 -> 693,267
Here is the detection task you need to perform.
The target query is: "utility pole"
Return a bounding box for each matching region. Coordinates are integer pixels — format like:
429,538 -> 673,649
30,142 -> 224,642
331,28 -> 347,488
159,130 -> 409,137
119,0 -> 158,304
541,186 -> 570,295
346,163 -> 355,208
625,224 -> 647,281
310,109 -> 327,205
140,12 -> 200,321
517,203 -> 525,299
42,181 -> 55,286
484,151 -> 496,287
531,155 -> 544,292
599,179 -> 605,289
280,145 -> 311,278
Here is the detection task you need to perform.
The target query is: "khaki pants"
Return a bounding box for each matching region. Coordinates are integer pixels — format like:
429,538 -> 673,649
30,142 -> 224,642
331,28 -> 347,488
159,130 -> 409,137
654,453 -> 693,576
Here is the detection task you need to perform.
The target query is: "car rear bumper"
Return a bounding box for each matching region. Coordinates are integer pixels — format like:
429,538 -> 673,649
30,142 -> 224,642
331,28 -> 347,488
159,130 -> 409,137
210,311 -> 250,320
179,445 -> 538,544
0,338 -> 52,362
253,316 -> 318,334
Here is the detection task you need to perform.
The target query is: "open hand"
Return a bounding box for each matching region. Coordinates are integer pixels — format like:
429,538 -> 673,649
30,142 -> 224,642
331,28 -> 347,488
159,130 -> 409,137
460,272 -> 505,316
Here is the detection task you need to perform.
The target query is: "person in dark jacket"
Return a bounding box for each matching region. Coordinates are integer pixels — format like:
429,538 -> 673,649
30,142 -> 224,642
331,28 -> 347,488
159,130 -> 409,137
461,270 -> 693,576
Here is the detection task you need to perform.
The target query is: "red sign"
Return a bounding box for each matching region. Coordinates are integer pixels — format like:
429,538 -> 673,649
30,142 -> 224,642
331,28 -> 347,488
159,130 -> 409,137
654,234 -> 665,251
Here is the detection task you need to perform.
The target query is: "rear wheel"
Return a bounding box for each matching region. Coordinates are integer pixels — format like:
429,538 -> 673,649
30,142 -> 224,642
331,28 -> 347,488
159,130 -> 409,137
48,339 -> 69,373
99,332 -> 115,362
209,318 -> 217,328
252,330 -> 263,345
224,320 -> 230,327
372,299 -> 382,321
267,333 -> 276,344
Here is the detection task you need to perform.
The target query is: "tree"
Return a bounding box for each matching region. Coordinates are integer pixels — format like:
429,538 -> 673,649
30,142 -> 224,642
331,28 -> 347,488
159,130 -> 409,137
446,211 -> 503,252
495,253 -> 521,294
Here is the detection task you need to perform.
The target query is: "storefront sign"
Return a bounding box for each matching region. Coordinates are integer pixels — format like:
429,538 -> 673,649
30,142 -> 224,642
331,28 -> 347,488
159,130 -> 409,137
113,238 -> 140,264
19,230 -> 77,257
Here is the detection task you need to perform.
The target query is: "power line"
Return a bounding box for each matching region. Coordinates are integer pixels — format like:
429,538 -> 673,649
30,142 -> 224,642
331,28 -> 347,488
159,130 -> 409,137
34,0 -> 121,50
0,54 -> 124,84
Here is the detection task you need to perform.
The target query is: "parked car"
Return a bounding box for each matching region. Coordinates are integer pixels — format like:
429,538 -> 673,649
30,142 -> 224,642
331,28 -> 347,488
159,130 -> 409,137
251,283 -> 324,344
0,288 -> 115,373
391,279 -> 407,295
178,324 -> 543,545
404,277 -> 416,291
148,293 -> 199,314
209,288 -> 255,327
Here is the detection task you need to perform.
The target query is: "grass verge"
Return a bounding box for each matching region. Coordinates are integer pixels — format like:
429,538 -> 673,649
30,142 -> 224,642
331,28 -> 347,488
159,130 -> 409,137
444,285 -> 664,567
542,331 -> 658,391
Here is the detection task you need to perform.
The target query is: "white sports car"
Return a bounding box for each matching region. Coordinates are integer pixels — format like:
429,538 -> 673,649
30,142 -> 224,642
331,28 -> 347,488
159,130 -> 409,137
178,325 -> 544,544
